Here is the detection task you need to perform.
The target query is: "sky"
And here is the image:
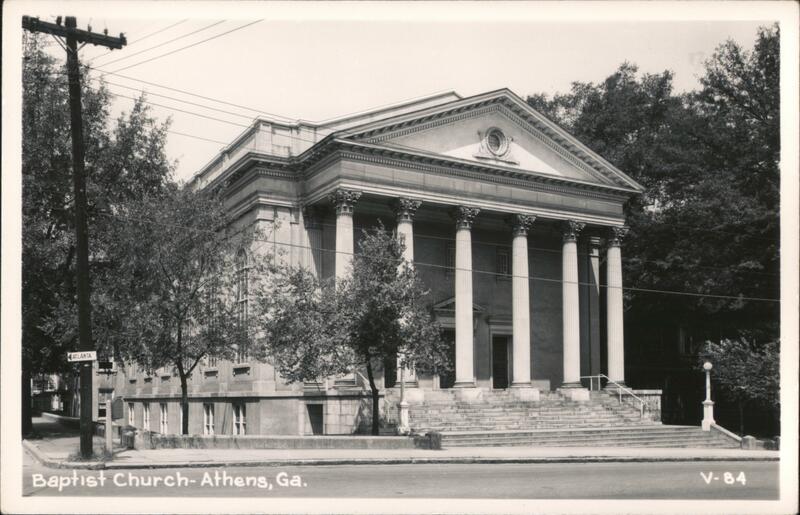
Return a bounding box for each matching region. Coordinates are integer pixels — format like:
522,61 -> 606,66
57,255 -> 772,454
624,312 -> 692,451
20,3 -> 776,182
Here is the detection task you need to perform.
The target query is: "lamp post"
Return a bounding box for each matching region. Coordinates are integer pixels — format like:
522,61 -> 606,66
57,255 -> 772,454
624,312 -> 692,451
398,362 -> 410,435
701,361 -> 715,431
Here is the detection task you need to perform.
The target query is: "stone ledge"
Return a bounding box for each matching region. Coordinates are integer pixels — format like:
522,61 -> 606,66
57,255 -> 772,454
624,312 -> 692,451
124,391 -> 378,401
142,432 -> 417,450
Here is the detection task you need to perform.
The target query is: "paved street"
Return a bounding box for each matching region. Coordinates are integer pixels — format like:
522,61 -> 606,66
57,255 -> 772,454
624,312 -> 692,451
23,449 -> 778,499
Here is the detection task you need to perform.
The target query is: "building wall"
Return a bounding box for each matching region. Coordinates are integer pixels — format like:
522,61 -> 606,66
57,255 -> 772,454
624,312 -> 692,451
119,143 -> 626,436
117,198 -> 605,434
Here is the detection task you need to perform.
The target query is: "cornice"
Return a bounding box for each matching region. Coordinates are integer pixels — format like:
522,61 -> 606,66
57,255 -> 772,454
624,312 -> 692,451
226,190 -> 296,221
207,152 -> 297,192
330,143 -> 632,202
300,177 -> 626,228
222,165 -> 298,203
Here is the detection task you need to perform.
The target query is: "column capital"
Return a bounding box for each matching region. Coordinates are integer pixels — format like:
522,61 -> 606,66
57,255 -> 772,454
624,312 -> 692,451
508,213 -> 536,237
392,198 -> 422,223
562,220 -> 586,243
329,188 -> 362,216
451,206 -> 480,230
608,225 -> 629,247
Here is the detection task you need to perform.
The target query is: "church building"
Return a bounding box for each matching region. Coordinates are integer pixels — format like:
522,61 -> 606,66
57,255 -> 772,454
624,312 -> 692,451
120,89 -> 646,436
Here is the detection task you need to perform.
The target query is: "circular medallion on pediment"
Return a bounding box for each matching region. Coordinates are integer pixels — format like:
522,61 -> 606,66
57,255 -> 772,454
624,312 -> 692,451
485,127 -> 509,157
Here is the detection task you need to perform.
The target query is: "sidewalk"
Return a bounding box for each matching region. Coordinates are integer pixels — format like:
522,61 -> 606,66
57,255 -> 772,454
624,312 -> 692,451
23,427 -> 779,471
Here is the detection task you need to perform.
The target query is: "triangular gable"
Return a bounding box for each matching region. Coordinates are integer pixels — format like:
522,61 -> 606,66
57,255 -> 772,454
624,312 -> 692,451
336,89 -> 644,193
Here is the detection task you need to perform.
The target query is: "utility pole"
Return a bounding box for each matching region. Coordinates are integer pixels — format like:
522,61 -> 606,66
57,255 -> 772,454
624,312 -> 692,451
22,15 -> 125,458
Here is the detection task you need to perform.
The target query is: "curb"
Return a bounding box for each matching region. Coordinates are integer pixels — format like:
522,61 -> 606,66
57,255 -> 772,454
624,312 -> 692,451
23,441 -> 779,470
23,440 -> 107,471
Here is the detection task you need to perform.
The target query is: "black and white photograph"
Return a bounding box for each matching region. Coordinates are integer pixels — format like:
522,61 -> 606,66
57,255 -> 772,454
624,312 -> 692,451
2,1 -> 798,514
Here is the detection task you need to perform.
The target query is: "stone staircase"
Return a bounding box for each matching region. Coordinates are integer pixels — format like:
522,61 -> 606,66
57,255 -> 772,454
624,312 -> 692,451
409,390 -> 653,433
440,425 -> 740,448
407,389 -> 740,449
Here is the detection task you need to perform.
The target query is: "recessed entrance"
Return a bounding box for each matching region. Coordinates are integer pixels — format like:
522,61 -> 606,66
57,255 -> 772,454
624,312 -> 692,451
492,336 -> 510,389
307,404 -> 324,435
383,354 -> 397,388
439,330 -> 456,388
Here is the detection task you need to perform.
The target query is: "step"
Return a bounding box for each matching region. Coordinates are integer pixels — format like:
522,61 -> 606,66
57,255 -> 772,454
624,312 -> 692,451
442,432 -> 728,444
436,426 -> 739,449
442,437 -> 736,446
416,424 -> 656,432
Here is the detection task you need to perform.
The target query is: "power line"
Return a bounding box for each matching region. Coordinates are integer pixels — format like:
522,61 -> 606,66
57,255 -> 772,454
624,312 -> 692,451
88,67 -> 296,121
640,219 -> 778,242
27,53 -> 781,251
100,20 -> 263,75
95,20 -> 225,69
85,79 -> 781,254
90,19 -> 189,64
108,90 -> 250,128
166,130 -> 229,146
33,69 -> 291,122
273,217 -> 780,278
98,211 -> 780,303
52,80 -> 784,262
104,79 -> 255,120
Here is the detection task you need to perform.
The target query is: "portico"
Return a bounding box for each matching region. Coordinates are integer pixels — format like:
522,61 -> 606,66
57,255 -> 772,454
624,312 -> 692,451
171,87 -> 645,435
318,187 -> 633,398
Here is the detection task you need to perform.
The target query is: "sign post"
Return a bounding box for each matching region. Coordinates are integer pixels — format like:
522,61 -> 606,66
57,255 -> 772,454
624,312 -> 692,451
22,15 -> 126,459
105,399 -> 113,455
67,351 -> 97,362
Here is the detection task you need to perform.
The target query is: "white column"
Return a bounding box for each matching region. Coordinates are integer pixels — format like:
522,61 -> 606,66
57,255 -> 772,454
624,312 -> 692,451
453,206 -> 479,388
561,220 -> 585,387
606,226 -> 628,387
394,198 -> 421,387
329,189 -> 361,281
510,214 -> 536,387
329,189 -> 361,388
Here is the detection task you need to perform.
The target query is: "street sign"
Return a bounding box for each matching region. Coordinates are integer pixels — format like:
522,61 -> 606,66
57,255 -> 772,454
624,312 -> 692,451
67,351 -> 97,362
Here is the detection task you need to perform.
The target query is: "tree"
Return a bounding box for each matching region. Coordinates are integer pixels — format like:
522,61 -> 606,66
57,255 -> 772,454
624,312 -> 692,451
699,339 -> 779,435
256,224 -> 451,435
104,187 -> 255,435
525,24 -> 780,343
21,34 -> 172,434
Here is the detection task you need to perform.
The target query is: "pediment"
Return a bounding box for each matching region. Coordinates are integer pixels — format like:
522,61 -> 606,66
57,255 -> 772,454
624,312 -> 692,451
339,90 -> 643,193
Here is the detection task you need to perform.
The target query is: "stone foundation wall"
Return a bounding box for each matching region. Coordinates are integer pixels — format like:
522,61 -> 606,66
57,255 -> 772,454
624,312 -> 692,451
139,432 -> 415,450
